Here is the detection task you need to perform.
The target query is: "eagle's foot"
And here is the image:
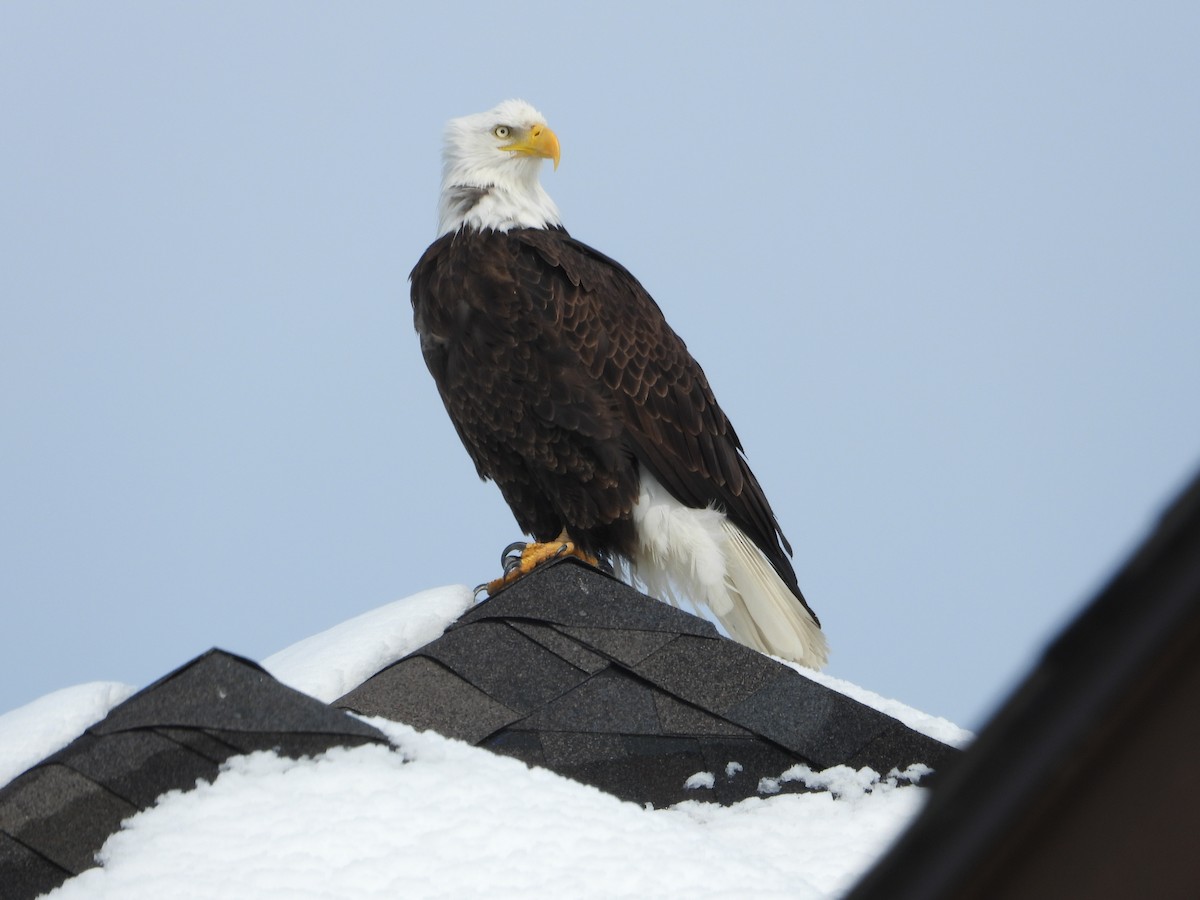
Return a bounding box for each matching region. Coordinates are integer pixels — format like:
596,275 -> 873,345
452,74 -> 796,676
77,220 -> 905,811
480,534 -> 600,596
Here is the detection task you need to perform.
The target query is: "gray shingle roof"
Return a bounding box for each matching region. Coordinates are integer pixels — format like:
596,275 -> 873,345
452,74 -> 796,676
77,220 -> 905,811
337,558 -> 961,807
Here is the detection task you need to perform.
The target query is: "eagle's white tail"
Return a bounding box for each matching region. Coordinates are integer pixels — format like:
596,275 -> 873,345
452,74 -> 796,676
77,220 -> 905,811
629,473 -> 829,669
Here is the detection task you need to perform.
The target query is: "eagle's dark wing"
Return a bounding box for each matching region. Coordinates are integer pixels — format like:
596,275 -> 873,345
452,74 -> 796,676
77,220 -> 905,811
511,229 -> 804,599
409,229 -> 640,551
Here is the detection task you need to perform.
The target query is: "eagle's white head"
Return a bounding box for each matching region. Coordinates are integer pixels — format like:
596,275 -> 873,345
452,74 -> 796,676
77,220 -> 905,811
437,99 -> 563,236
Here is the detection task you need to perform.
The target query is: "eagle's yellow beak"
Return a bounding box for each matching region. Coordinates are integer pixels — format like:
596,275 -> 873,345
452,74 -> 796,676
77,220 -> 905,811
503,124 -> 561,170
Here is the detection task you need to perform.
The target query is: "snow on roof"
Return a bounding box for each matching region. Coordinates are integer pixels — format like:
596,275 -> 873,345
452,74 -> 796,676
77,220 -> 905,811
0,564 -> 969,899
46,718 -> 929,900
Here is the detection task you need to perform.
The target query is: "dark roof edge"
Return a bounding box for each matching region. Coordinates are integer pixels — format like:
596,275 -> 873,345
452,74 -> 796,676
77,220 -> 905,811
846,464 -> 1200,899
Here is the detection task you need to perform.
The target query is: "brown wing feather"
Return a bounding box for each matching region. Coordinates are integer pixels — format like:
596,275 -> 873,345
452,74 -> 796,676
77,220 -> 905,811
410,229 -> 639,552
511,229 -> 803,594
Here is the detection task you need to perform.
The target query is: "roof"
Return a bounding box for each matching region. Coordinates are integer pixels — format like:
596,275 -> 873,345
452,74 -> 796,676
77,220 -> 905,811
336,558 -> 959,807
0,559 -> 961,898
0,650 -> 386,900
847,466 -> 1200,899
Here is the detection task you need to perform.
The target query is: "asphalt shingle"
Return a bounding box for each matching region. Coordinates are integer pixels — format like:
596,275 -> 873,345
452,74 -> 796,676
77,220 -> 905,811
335,558 -> 961,807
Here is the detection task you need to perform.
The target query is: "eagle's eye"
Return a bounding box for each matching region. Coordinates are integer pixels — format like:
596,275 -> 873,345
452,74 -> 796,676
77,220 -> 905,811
493,125 -> 511,139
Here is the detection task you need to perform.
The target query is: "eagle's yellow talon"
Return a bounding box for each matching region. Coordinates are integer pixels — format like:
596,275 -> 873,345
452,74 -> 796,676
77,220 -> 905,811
481,535 -> 600,596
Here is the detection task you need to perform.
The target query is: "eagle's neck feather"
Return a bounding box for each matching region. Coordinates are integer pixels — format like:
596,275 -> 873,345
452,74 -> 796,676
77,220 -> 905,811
437,162 -> 561,236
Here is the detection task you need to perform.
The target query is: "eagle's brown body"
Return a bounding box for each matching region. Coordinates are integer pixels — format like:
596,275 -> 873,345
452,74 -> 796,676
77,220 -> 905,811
410,225 -> 818,626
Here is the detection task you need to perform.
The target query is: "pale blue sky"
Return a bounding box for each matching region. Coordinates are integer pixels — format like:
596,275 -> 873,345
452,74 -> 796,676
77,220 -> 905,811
2,1 -> 1198,727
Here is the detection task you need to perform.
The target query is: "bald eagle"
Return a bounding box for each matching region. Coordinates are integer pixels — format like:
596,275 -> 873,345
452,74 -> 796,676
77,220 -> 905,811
410,100 -> 828,668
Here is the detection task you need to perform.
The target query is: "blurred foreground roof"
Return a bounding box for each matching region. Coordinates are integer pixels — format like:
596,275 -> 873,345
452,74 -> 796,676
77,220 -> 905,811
848,467 -> 1200,899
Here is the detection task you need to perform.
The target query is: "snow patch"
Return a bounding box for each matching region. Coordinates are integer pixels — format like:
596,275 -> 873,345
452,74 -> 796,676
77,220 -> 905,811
45,720 -> 928,899
0,681 -> 136,788
262,584 -> 473,702
757,762 -> 933,803
778,763 -> 931,799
